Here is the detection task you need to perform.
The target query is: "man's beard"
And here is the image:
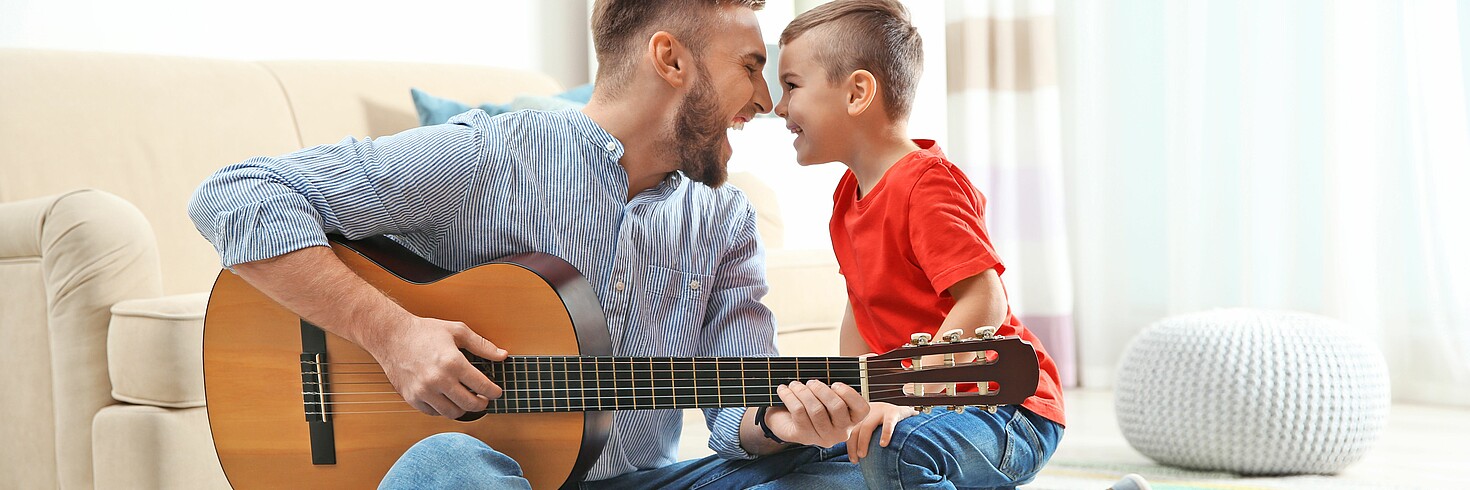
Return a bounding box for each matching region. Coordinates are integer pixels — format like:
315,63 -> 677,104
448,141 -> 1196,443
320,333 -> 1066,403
667,68 -> 730,187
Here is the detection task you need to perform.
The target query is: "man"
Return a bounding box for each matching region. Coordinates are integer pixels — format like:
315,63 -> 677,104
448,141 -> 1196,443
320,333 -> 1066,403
187,0 -> 869,488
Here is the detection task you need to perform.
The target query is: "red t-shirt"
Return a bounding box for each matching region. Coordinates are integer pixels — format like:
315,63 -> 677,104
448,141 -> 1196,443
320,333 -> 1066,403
829,140 -> 1065,426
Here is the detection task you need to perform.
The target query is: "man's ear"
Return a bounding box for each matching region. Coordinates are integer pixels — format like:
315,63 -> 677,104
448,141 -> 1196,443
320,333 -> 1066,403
648,31 -> 691,88
846,70 -> 878,117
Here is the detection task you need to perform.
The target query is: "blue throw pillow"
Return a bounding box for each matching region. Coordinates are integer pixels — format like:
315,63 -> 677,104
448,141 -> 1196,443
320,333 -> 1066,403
410,83 -> 594,126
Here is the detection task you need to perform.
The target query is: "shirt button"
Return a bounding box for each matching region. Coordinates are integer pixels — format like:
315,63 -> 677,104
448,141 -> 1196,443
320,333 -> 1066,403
614,280 -> 625,292
604,141 -> 617,153
689,280 -> 701,291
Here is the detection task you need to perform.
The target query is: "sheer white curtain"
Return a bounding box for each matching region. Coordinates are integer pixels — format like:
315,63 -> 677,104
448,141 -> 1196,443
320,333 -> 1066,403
1056,0 -> 1470,405
946,0 -> 1078,387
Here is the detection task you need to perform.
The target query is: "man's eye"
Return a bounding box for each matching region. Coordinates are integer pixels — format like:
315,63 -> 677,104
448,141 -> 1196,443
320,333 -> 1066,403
746,65 -> 757,74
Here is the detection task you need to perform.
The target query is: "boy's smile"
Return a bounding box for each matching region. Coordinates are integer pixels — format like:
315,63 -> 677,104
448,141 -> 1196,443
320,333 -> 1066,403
774,31 -> 850,167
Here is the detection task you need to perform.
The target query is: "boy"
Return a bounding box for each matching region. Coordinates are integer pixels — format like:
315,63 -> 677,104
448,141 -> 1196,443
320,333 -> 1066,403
772,0 -> 1066,487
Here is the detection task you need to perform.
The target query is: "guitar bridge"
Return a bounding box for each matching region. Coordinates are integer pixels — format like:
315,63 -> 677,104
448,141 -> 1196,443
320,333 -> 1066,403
300,321 -> 336,465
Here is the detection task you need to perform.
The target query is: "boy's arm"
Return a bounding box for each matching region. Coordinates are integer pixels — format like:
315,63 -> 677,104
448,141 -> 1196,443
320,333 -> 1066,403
918,268 -> 1007,384
936,268 -> 1008,338
838,300 -> 867,356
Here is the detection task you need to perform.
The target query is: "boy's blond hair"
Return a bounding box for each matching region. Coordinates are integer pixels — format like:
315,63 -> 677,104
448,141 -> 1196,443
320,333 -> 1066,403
779,0 -> 923,122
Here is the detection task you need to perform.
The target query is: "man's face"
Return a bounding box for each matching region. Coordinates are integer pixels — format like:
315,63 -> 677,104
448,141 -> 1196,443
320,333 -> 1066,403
667,6 -> 773,187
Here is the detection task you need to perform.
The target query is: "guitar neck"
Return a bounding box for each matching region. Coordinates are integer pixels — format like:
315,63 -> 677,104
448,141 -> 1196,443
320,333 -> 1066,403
471,356 -> 863,412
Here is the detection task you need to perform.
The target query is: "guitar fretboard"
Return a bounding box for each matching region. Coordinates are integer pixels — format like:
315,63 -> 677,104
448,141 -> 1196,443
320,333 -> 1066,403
472,356 -> 863,413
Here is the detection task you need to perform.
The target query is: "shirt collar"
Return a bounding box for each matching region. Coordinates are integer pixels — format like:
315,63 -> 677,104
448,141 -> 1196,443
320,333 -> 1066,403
565,108 -> 625,162
563,109 -> 684,200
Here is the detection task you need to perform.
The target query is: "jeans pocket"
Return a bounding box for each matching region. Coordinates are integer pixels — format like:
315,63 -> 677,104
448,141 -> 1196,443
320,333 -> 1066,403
997,408 -> 1043,481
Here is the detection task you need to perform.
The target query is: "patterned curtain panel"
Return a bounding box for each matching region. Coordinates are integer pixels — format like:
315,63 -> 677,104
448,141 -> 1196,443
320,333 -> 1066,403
946,0 -> 1077,387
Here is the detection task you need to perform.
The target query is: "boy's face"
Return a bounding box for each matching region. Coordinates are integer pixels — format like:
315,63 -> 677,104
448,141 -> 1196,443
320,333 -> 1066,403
774,32 -> 851,166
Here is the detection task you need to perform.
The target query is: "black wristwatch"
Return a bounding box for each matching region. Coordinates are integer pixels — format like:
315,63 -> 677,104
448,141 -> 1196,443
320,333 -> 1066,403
752,406 -> 789,444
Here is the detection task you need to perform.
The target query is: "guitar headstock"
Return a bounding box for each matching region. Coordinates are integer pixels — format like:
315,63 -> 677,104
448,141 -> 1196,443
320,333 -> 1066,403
862,326 -> 1039,413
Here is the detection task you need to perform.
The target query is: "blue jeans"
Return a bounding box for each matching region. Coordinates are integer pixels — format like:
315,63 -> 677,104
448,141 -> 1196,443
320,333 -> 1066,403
378,405 -> 1062,490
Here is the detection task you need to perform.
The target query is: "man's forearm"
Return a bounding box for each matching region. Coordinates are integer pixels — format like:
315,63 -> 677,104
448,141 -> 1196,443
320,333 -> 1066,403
230,245 -> 411,352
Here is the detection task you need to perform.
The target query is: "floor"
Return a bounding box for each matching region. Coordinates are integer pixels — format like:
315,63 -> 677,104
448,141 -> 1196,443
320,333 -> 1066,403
677,389 -> 1470,489
1028,389 -> 1470,489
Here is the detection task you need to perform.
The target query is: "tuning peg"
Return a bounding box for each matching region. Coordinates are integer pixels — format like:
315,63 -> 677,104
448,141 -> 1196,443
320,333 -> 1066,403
920,406 -> 935,414
982,405 -> 998,413
951,405 -> 966,413
974,326 -> 998,339
941,328 -> 965,343
910,332 -> 932,346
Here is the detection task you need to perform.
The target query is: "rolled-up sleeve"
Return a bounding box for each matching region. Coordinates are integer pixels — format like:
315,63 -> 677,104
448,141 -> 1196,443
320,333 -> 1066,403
698,200 -> 778,459
187,113 -> 488,267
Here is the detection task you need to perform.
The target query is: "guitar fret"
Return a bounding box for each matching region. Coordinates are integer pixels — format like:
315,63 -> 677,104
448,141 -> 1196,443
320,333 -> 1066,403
576,354 -> 588,409
637,357 -> 650,409
558,357 -> 569,412
666,357 -> 677,410
740,357 -> 752,406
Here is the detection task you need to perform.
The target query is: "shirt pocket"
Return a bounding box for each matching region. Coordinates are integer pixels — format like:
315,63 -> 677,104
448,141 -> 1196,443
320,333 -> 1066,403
636,265 -> 715,355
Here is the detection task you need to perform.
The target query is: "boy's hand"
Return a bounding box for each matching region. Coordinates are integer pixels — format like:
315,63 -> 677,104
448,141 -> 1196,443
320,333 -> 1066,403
846,402 -> 919,463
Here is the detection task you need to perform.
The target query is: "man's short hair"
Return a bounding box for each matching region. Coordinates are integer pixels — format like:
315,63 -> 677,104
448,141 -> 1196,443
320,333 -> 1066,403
780,0 -> 923,121
591,0 -> 766,95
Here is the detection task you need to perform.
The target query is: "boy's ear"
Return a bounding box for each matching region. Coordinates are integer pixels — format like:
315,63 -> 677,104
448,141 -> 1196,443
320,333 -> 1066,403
649,31 -> 691,88
846,70 -> 878,117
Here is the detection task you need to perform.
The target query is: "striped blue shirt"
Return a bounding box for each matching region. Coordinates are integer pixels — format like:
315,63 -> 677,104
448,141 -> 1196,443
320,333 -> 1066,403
188,108 -> 778,480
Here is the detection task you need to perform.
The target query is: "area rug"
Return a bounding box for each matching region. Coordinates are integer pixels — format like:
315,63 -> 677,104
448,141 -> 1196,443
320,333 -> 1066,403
1020,461 -> 1419,490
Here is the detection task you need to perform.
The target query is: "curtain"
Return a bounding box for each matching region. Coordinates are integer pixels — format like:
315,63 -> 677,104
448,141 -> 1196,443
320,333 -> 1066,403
1056,0 -> 1470,405
947,0 -> 1078,387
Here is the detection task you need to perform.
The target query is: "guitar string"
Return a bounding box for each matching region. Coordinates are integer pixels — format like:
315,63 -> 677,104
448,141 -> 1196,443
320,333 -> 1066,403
299,387 -> 991,414
300,381 -> 979,398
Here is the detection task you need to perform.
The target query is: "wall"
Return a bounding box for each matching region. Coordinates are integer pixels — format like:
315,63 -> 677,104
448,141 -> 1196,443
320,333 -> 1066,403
0,0 -> 590,88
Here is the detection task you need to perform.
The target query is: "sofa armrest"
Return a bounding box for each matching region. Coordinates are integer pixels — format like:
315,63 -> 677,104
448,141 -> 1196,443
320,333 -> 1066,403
0,189 -> 162,489
108,293 -> 209,408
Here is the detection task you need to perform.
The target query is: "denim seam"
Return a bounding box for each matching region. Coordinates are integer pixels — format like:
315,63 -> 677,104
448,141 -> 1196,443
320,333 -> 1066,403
888,410 -> 959,490
689,451 -> 782,490
997,409 -> 1040,482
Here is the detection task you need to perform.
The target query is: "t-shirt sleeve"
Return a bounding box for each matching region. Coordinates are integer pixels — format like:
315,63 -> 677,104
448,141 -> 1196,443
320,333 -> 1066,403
906,164 -> 1005,296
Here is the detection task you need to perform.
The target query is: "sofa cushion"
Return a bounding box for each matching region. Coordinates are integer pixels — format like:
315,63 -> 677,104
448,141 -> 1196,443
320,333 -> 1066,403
108,293 -> 209,407
410,85 -> 592,125
259,60 -> 565,147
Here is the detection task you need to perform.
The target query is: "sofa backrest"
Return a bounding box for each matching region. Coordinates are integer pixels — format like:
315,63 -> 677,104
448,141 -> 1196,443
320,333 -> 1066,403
0,49 -> 563,294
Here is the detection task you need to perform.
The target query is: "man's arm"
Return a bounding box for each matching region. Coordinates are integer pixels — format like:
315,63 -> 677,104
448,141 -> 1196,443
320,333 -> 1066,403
188,114 -> 505,419
230,246 -> 507,419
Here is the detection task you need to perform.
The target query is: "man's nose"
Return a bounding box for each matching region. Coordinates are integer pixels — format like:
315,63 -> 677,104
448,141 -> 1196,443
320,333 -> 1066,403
753,78 -> 774,114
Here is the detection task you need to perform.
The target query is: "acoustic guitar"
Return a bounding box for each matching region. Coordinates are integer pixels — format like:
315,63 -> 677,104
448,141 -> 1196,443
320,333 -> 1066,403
203,235 -> 1039,489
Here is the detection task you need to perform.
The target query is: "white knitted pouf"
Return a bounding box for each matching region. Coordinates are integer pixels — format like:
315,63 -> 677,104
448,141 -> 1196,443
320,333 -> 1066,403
1115,309 -> 1390,475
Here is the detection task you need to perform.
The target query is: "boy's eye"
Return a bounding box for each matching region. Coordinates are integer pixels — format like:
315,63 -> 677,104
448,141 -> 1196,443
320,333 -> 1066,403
785,82 -> 798,90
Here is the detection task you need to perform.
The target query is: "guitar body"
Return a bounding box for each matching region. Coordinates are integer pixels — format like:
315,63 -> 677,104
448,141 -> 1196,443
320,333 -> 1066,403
204,237 -> 611,489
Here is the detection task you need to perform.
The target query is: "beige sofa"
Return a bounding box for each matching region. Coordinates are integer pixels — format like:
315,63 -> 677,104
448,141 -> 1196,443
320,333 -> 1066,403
0,48 -> 843,489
